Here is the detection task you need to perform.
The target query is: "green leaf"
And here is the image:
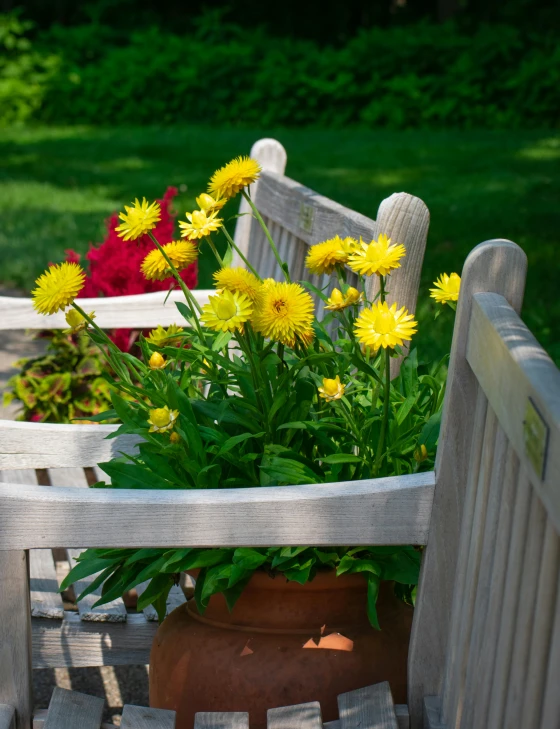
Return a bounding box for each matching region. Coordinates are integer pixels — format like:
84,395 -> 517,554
367,573 -> 381,630
136,573 -> 173,612
60,557 -> 119,592
216,432 -> 265,458
212,331 -> 232,351
321,453 -> 362,465
98,460 -> 178,490
418,411 -> 442,451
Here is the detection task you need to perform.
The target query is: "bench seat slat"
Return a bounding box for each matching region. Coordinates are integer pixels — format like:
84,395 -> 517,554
120,705 -> 176,728
338,683 -> 398,729
43,687 -> 104,729
268,702 -> 322,729
194,712 -> 249,729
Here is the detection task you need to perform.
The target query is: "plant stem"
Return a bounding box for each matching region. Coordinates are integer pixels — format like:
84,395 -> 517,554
147,232 -> 203,314
374,347 -> 391,475
147,231 -> 206,342
205,235 -> 224,268
220,225 -> 262,280
373,275 -> 391,475
71,303 -> 130,382
242,190 -> 291,283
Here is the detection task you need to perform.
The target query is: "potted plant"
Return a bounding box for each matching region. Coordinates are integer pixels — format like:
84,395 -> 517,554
31,156 -> 460,728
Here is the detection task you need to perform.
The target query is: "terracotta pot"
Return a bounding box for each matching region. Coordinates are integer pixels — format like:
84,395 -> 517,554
149,570 -> 412,728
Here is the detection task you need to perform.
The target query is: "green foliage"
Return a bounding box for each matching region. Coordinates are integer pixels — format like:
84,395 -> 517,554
4,329 -> 113,423
2,13 -> 559,128
0,11 -> 59,125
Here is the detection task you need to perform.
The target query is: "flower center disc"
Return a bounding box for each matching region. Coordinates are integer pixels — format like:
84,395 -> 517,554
374,310 -> 396,334
273,299 -> 287,316
214,298 -> 237,320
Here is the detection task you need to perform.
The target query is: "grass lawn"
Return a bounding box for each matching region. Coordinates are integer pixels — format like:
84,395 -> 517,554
1,125 -> 559,362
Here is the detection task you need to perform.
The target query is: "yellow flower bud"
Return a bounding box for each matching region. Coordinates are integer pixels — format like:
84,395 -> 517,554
170,432 -> 181,444
196,193 -> 226,212
65,308 -> 95,333
149,351 -> 167,370
344,287 -> 362,306
318,375 -> 345,402
414,444 -> 428,463
325,288 -> 346,311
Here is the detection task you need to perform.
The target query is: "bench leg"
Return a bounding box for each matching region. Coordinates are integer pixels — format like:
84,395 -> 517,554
0,551 -> 33,729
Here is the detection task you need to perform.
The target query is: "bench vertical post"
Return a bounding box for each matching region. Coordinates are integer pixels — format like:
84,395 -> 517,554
232,138 -> 287,269
406,239 -> 527,728
0,550 -> 33,729
371,193 -> 429,376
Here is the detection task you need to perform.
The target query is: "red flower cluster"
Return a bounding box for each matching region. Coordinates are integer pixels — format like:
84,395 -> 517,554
68,187 -> 197,351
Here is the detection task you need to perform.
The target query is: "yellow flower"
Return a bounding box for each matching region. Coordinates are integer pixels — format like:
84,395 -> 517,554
414,444 -> 428,463
354,301 -> 418,351
325,286 -> 363,311
65,308 -> 95,333
32,262 -> 86,315
115,198 -> 161,241
170,431 -> 181,444
305,236 -> 357,276
213,267 -> 262,302
348,233 -> 406,277
196,193 -> 227,213
208,156 -> 261,199
318,375 -> 345,401
252,281 -> 315,345
430,272 -> 461,305
148,406 -> 179,433
201,289 -> 253,333
179,209 -> 223,240
149,352 -> 167,370
146,324 -> 185,348
141,240 -> 198,281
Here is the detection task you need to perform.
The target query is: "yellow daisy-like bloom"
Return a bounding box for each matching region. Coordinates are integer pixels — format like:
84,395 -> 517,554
325,286 -> 363,311
208,156 -> 261,199
430,272 -> 461,305
141,240 -> 198,281
305,235 -> 358,276
354,301 -> 418,351
65,308 -> 95,333
146,324 -> 184,348
147,406 -> 179,433
348,233 -> 406,277
115,198 -> 161,241
196,193 -> 227,213
149,352 -> 167,370
179,209 -> 223,240
213,267 -> 262,303
32,262 -> 86,315
318,375 -> 345,402
252,281 -> 315,345
201,289 -> 253,333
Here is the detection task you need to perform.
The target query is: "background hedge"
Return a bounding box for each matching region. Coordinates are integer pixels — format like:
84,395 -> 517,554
2,11 -> 559,129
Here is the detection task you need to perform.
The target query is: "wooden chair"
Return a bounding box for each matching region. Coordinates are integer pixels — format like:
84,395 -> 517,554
0,140 -> 436,728
1,238 -> 558,728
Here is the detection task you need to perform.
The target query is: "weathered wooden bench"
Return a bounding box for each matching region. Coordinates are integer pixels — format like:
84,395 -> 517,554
0,140 -> 445,727
2,238 -> 558,728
